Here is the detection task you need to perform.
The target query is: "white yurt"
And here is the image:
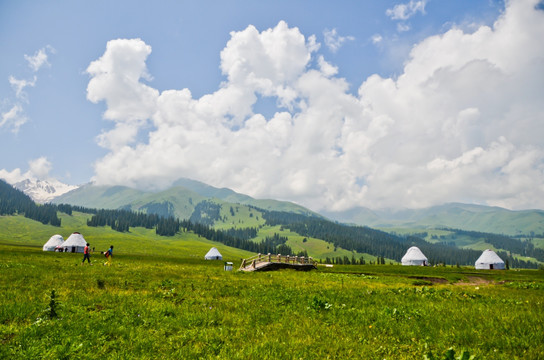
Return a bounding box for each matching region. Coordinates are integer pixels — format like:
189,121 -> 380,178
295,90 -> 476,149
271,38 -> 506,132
62,232 -> 87,253
401,246 -> 428,266
204,247 -> 222,260
43,234 -> 64,251
475,249 -> 505,270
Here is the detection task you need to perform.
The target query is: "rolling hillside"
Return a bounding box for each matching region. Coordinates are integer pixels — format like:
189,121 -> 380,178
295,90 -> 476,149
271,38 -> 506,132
324,203 -> 544,236
1,176 -> 540,267
0,210 -> 255,261
52,178 -> 318,220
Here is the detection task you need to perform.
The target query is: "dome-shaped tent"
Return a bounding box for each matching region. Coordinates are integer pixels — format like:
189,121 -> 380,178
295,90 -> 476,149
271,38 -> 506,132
475,249 -> 505,270
401,246 -> 428,266
204,247 -> 222,260
43,234 -> 64,251
62,232 -> 87,253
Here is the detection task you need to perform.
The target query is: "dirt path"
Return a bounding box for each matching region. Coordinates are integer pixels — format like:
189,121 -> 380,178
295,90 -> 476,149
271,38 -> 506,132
455,276 -> 493,286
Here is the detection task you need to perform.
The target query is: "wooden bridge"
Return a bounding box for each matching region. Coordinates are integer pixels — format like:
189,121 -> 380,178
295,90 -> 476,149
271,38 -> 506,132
239,253 -> 318,272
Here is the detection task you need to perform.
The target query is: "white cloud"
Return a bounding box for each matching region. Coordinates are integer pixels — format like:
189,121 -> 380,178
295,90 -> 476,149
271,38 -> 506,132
323,28 -> 355,53
28,157 -> 52,179
397,23 -> 411,32
0,167 -> 24,184
0,104 -> 27,133
1,45 -> 54,133
24,46 -> 54,72
85,38 -> 159,150
0,156 -> 53,183
386,0 -> 427,21
86,38 -> 158,125
317,55 -> 338,77
9,75 -> 36,99
87,1 -> 544,211
371,34 -> 383,44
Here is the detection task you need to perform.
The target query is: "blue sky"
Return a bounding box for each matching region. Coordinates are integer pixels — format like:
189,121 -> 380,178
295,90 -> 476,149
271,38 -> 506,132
1,0 -> 543,211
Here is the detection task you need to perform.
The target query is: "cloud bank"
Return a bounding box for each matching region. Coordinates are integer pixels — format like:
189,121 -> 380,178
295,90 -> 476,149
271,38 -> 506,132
0,156 -> 53,183
88,1 -> 544,211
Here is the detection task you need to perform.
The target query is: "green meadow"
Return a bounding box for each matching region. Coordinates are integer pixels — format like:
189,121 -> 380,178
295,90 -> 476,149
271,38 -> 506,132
1,214 -> 544,359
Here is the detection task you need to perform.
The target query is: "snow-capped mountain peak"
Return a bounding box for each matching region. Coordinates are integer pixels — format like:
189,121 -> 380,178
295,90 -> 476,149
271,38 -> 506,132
12,178 -> 79,203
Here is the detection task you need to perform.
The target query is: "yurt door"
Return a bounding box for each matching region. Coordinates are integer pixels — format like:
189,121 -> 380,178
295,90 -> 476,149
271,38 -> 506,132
72,246 -> 75,253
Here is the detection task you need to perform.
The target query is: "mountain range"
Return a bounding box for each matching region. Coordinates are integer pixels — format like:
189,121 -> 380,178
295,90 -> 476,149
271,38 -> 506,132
6,177 -> 544,236
322,203 -> 544,236
12,178 -> 78,203
50,178 -> 319,220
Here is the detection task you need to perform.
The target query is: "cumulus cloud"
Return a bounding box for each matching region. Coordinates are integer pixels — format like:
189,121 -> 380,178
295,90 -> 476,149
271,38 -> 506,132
386,0 -> 427,20
86,38 -> 159,149
0,156 -> 53,183
28,157 -> 53,179
317,55 -> 338,77
88,0 -> 544,211
323,28 -> 355,53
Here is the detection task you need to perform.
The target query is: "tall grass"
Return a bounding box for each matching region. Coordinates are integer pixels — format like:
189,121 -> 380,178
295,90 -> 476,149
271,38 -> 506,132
1,242 -> 543,359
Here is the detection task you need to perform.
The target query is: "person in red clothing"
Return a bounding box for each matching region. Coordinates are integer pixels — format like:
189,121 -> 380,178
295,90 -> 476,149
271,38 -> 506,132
104,245 -> 113,266
82,243 -> 91,265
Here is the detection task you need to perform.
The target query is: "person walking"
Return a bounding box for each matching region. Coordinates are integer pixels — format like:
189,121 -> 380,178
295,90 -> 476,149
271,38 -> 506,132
104,245 -> 114,266
82,243 -> 91,265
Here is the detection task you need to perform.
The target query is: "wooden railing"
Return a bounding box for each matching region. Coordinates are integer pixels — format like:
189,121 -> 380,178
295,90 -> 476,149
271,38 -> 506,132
239,253 -> 317,270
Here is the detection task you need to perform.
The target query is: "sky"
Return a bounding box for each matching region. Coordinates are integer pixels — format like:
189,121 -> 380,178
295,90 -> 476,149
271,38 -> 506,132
1,0 -> 543,212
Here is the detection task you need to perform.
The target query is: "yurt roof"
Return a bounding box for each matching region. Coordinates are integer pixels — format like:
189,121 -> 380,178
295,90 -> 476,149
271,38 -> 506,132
63,232 -> 87,247
401,246 -> 428,261
476,249 -> 504,264
205,247 -> 222,257
44,234 -> 64,247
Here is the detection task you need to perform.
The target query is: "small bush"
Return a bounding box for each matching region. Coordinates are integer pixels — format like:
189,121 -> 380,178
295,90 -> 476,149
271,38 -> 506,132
413,280 -> 434,286
425,348 -> 476,360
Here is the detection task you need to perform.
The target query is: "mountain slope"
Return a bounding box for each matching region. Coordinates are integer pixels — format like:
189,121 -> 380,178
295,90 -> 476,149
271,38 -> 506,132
172,178 -> 318,216
324,203 -> 544,236
52,184 -> 151,210
52,179 -> 318,220
10,178 -> 78,203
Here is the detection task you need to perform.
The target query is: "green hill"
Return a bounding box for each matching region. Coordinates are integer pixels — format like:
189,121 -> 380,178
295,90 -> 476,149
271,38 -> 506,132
325,203 -> 544,236
0,211 -> 254,261
3,177 -> 543,267
52,178 -> 318,221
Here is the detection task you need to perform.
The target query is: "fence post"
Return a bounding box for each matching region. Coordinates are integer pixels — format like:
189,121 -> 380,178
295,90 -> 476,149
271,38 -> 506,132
258,253 -> 262,262
267,253 -> 271,262
251,259 -> 256,269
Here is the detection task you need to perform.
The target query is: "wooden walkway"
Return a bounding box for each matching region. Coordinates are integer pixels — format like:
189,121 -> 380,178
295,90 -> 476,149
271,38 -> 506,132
239,253 -> 317,272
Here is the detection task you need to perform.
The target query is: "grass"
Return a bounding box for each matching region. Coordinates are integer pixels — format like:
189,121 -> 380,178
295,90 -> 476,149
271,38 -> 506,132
1,214 -> 544,359
1,240 -> 544,359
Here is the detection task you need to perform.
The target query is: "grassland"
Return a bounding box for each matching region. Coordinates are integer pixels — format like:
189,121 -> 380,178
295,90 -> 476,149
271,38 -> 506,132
1,214 -> 544,359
